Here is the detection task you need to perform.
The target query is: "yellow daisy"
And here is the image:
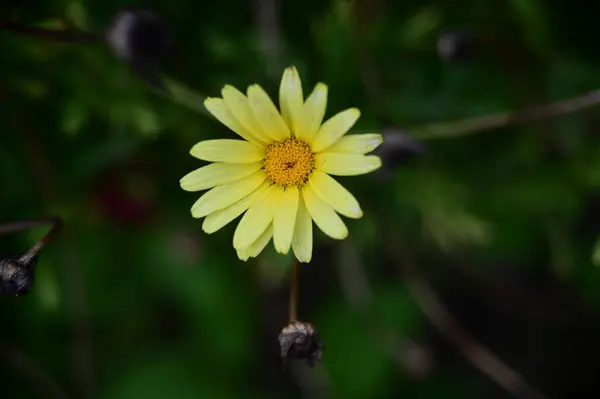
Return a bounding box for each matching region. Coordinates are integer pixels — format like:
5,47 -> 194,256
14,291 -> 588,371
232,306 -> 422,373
180,67 -> 383,263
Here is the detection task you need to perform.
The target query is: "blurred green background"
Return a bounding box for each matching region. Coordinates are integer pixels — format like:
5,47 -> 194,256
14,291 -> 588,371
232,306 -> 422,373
3,0 -> 600,398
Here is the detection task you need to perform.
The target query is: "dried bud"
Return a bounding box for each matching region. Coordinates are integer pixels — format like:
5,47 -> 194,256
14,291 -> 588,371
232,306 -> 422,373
106,8 -> 172,90
0,257 -> 36,296
279,321 -> 323,368
0,218 -> 61,296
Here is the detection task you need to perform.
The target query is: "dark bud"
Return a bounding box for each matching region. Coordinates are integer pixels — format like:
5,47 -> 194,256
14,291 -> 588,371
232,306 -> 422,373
373,128 -> 426,178
437,29 -> 475,62
279,321 -> 323,368
0,256 -> 37,296
106,8 -> 173,90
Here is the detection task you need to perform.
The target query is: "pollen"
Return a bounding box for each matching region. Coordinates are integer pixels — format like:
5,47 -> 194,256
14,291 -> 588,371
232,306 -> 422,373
263,139 -> 315,187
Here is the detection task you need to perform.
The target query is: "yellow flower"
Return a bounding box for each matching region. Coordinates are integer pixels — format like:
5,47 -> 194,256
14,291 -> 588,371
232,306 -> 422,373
180,67 -> 382,263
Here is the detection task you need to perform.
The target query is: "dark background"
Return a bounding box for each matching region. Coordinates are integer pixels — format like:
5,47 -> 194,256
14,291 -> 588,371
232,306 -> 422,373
2,0 -> 600,398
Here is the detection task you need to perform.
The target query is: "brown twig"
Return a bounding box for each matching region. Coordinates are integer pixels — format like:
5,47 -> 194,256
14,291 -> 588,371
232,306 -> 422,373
0,217 -> 64,265
0,218 -> 60,236
346,1 -> 600,141
0,19 -> 100,43
410,88 -> 600,140
383,231 -> 549,399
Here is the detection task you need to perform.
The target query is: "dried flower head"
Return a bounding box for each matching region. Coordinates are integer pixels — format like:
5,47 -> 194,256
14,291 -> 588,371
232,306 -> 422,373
279,320 -> 323,368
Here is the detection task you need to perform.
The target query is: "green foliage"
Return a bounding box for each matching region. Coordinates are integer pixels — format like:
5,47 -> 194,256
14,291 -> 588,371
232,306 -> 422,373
2,0 -> 600,397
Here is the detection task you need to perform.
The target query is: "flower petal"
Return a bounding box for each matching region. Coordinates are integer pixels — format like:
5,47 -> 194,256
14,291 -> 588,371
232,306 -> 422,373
190,139 -> 264,163
311,108 -> 361,152
315,153 -> 382,176
273,186 -> 299,254
203,97 -> 266,146
191,170 -> 266,218
308,170 -> 363,219
237,250 -> 251,262
233,185 -> 282,250
237,225 -> 273,261
295,83 -> 327,143
202,181 -> 270,234
279,66 -> 304,134
248,84 -> 290,142
222,85 -> 273,144
326,133 -> 383,154
302,185 -> 348,240
180,162 -> 262,192
292,197 -> 313,263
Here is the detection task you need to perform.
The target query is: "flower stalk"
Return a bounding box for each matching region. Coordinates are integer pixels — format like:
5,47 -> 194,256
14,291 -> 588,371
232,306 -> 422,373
289,259 -> 299,322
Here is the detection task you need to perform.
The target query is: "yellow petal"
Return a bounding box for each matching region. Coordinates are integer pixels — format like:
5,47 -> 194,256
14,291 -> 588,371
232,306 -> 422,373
180,162 -> 262,192
279,66 -> 304,134
202,181 -> 270,233
273,186 -> 299,254
302,185 -> 348,240
237,225 -> 273,261
190,139 -> 264,163
311,108 -> 361,152
191,170 -> 266,218
233,185 -> 282,250
222,85 -> 273,144
237,250 -> 251,262
296,83 -> 328,142
248,84 -> 290,142
292,197 -> 313,263
315,153 -> 382,176
203,97 -> 266,146
308,170 -> 363,219
326,133 -> 383,154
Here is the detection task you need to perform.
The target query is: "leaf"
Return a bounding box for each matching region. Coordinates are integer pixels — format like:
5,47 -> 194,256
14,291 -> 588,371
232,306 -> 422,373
33,258 -> 62,312
592,236 -> 600,267
401,6 -> 441,49
134,106 -> 161,137
62,101 -> 88,135
423,209 -> 492,252
67,1 -> 88,29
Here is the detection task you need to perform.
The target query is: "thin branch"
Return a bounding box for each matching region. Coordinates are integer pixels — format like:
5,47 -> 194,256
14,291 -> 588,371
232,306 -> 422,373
1,18 -> 212,121
161,78 -> 209,117
0,218 -> 60,236
384,233 -> 549,399
19,218 -> 63,265
0,19 -> 100,43
409,88 -> 600,141
347,0 -> 600,142
0,217 -> 64,265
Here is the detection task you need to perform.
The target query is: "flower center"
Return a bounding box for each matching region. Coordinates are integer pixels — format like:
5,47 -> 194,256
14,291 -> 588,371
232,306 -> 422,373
263,139 -> 315,187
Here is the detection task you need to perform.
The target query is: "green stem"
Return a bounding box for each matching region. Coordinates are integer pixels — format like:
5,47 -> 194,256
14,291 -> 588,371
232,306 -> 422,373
289,260 -> 299,322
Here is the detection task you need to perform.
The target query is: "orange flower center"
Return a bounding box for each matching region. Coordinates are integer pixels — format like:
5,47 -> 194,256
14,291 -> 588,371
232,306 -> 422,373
263,139 -> 315,187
